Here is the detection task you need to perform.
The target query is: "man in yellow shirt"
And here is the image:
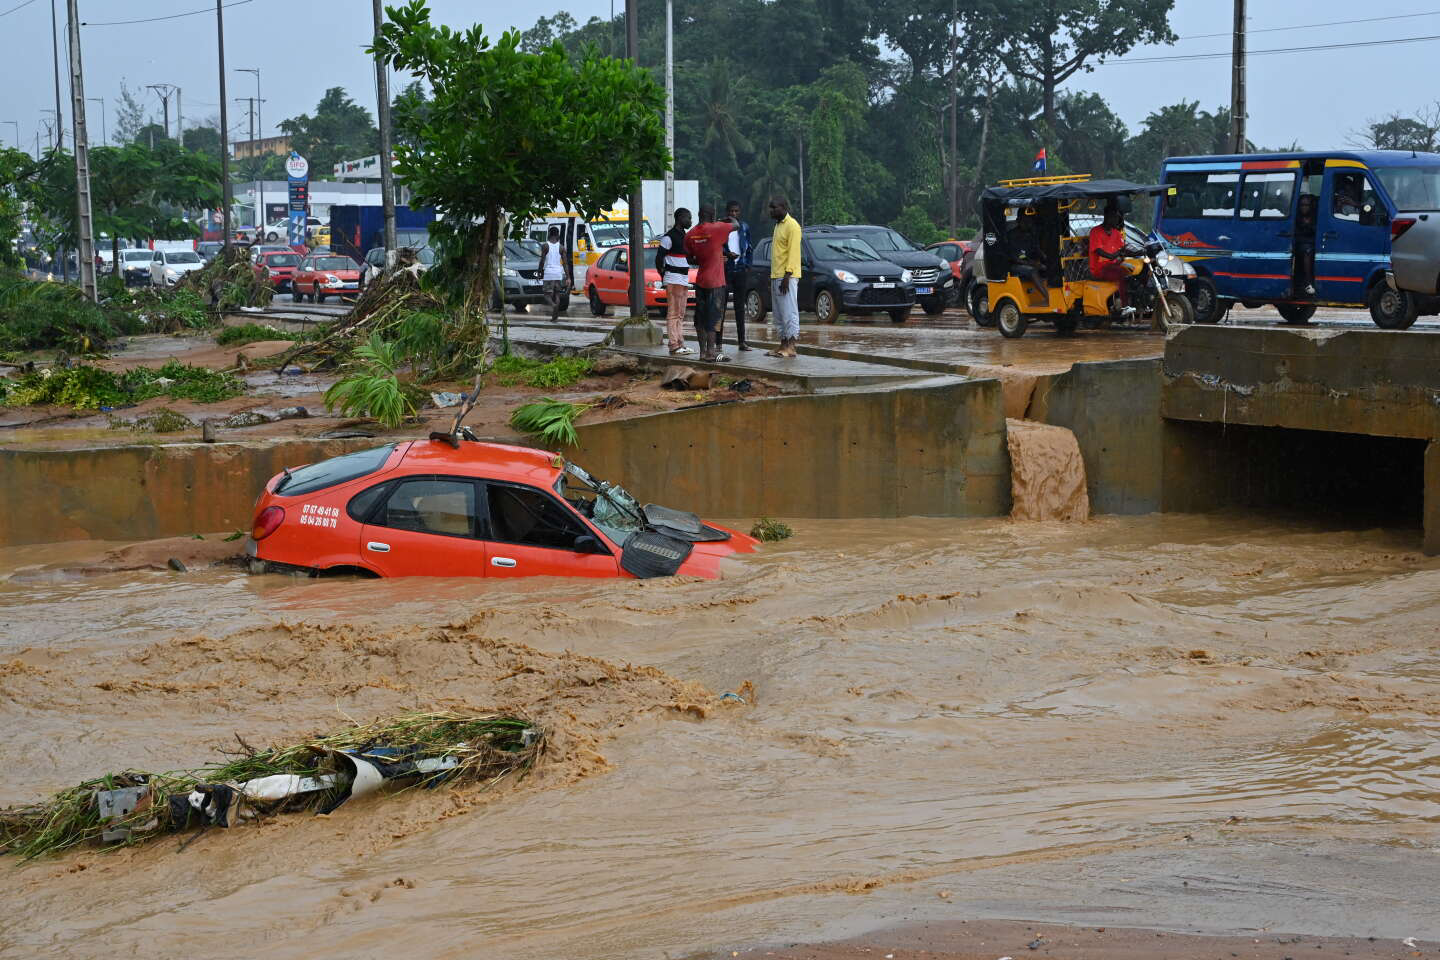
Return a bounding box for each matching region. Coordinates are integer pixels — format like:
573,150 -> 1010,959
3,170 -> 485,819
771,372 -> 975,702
768,196 -> 802,358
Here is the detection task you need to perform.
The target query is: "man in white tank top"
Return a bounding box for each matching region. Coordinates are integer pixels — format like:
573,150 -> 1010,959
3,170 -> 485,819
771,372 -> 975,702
539,225 -> 570,322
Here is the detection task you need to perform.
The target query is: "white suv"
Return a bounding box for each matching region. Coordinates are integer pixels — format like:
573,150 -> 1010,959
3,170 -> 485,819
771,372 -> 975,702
149,249 -> 206,286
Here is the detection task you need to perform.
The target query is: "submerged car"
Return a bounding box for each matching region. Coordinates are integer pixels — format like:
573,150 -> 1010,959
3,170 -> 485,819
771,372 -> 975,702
248,439 -> 759,579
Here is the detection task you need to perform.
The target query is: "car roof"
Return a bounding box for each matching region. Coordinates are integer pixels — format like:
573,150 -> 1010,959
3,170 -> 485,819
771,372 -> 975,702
399,438 -> 563,485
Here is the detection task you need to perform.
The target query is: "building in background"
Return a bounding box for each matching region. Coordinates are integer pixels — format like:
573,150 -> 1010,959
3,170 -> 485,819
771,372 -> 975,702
234,135 -> 293,160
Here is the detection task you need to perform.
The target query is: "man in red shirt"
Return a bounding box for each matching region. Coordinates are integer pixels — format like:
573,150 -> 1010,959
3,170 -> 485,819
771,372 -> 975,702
1088,203 -> 1132,315
684,205 -> 735,362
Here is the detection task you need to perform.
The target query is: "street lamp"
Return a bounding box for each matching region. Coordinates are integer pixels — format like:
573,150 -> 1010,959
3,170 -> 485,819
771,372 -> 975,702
87,98 -> 106,145
236,68 -> 264,235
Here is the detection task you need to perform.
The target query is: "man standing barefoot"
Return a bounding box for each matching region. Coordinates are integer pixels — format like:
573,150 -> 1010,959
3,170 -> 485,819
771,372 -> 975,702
656,208 -> 694,355
684,204 -> 735,362
767,196 -> 801,358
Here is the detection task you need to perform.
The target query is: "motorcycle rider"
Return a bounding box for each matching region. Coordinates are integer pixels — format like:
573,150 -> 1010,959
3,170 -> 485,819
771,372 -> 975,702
1088,199 -> 1133,317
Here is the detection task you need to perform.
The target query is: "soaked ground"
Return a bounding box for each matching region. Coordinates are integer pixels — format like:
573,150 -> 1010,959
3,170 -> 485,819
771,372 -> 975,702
2,514 -> 1438,958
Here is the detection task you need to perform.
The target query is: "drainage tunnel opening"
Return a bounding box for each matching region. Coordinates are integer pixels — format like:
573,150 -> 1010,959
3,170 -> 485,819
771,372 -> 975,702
1169,422 -> 1426,531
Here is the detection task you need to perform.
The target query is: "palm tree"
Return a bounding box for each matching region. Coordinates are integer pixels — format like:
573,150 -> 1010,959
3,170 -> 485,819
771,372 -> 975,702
701,59 -> 754,184
746,140 -> 798,223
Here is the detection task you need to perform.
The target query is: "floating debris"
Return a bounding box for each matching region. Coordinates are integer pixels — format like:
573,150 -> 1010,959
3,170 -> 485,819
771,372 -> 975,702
749,518 -> 793,542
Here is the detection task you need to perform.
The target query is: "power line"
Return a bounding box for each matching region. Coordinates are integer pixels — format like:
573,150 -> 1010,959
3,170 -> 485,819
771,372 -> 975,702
81,0 -> 253,27
0,0 -> 42,19
1178,8 -> 1440,41
1105,31 -> 1440,65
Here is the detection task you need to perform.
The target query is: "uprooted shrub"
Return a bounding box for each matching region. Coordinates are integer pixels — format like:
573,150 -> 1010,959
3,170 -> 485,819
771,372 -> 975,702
0,271 -> 123,353
105,285 -> 215,333
179,246 -> 273,309
0,360 -> 244,410
323,334 -> 424,428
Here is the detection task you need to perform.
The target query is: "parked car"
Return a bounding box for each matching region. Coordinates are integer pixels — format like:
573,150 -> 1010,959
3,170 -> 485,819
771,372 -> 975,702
924,236 -> 980,308
148,248 -> 205,286
197,241 -> 224,263
495,239 -> 548,312
292,254 -> 362,302
358,244 -> 435,289
809,224 -> 951,314
254,251 -> 302,292
118,248 -> 156,286
246,440 -> 759,580
308,224 -> 331,248
586,243 -> 693,315
744,231 -> 914,324
261,218 -> 323,242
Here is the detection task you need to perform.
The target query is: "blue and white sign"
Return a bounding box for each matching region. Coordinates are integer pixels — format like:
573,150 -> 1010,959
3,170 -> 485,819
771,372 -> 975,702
286,152 -> 310,246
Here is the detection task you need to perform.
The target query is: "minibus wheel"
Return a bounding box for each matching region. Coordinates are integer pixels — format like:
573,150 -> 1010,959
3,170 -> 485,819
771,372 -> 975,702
1276,303 -> 1316,325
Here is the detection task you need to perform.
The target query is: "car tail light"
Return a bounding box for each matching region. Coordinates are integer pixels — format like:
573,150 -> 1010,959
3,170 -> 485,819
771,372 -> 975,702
1392,217 -> 1417,240
252,505 -> 285,540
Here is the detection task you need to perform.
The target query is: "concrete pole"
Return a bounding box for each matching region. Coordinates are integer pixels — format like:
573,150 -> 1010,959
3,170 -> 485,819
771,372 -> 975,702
373,0 -> 397,270
663,0 -> 674,227
947,0 -> 957,237
1230,0 -> 1246,154
217,0 -> 233,251
176,87 -> 182,143
238,69 -> 263,234
625,0 -> 644,319
66,0 -> 95,301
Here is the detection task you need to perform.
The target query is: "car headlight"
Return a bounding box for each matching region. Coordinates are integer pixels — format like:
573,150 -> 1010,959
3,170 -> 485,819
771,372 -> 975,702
324,274 -> 340,284
501,267 -> 518,277
833,268 -> 858,283
165,268 -> 179,277
900,269 -> 913,283
649,280 -> 664,291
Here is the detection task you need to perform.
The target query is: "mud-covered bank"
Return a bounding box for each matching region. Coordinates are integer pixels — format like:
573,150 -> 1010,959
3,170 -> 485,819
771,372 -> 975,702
3,515 -> 1439,958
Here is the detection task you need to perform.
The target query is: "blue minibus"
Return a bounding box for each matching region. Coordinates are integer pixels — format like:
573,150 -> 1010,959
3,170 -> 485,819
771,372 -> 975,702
1156,150 -> 1440,327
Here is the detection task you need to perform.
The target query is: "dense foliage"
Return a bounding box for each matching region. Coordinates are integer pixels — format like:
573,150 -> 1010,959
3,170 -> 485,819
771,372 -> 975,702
0,360 -> 242,410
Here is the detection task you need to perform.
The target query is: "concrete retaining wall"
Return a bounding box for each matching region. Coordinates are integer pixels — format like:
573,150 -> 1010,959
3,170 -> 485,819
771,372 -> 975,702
569,377 -> 1010,519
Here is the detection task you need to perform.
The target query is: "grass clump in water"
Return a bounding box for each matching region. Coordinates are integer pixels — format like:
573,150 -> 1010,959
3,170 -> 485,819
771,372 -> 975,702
0,711 -> 542,860
216,323 -> 301,347
749,518 -> 793,542
111,407 -> 195,433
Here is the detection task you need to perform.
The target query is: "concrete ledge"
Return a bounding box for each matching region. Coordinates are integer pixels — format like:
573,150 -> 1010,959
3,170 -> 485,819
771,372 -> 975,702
1162,325 -> 1440,439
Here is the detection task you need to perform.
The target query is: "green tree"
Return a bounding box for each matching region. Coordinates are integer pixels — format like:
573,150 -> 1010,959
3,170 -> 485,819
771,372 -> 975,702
1053,91 -> 1128,177
278,87 -> 379,175
700,59 -> 754,190
113,82 -> 148,146
90,141 -> 222,266
999,0 -> 1176,133
0,148 -> 37,269
182,122 -> 222,161
391,81 -> 431,150
370,0 -> 668,358
807,63 -> 867,223
519,11 -> 577,53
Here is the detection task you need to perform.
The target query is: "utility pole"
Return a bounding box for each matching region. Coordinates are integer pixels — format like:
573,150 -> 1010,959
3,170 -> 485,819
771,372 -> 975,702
236,96 -> 258,232
147,84 -> 176,140
176,87 -> 182,143
217,0 -> 233,251
1230,0 -> 1246,153
948,0 -> 958,237
625,0 -> 644,319
87,98 -> 106,145
66,0 -> 96,301
237,69 -> 262,233
372,0 -> 397,270
663,0 -> 674,228
49,0 -> 63,150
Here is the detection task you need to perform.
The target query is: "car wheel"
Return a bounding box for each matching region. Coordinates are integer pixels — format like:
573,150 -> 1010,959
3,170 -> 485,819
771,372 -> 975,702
921,295 -> 945,316
1368,284 -> 1417,330
744,287 -> 767,325
996,300 -> 1028,339
1276,302 -> 1317,326
814,288 -> 839,324
266,231 -> 278,242
889,307 -> 911,323
589,285 -> 608,316
1157,293 -> 1196,331
1187,275 -> 1223,324
970,283 -> 995,327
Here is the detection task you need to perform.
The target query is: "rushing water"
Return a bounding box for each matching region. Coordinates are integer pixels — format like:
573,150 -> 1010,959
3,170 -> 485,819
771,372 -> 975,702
1,514 -> 1438,958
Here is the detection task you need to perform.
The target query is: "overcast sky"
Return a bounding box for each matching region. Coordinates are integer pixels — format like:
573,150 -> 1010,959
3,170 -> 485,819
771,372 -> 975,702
0,0 -> 1434,158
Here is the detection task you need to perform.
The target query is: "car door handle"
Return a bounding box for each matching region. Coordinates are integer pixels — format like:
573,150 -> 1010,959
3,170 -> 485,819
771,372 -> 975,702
491,557 -> 516,568
366,541 -> 390,553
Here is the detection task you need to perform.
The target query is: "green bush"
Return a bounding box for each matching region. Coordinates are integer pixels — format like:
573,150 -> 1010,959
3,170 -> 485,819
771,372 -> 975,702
0,273 -> 119,353
0,361 -> 243,410
216,323 -> 301,346
492,353 -> 593,389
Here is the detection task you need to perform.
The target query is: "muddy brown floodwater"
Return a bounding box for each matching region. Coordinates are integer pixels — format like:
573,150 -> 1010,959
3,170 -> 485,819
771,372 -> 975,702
2,515 -> 1439,959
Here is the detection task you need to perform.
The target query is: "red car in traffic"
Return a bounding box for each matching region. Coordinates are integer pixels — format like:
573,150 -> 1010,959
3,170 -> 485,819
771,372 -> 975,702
254,251 -> 302,292
292,254 -> 362,302
248,439 -> 759,579
586,243 -> 696,316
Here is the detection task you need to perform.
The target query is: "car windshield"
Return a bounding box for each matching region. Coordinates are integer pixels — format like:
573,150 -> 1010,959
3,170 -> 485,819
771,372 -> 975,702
587,221 -> 653,246
124,251 -> 152,261
505,239 -> 540,260
275,444 -> 396,496
555,462 -> 644,547
809,236 -> 883,261
314,257 -> 358,271
1374,166 -> 1440,211
265,254 -> 300,266
166,252 -> 201,263
864,229 -> 918,252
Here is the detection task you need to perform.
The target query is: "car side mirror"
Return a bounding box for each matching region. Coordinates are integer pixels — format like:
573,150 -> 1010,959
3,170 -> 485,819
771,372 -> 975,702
573,534 -> 603,554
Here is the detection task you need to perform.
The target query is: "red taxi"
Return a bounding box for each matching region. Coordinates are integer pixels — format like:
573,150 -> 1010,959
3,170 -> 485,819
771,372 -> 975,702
293,254 -> 362,302
253,251 -> 302,292
586,244 -> 697,316
247,439 -> 759,579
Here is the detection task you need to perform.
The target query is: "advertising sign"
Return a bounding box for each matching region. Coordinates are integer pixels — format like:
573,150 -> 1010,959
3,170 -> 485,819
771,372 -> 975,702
286,152 -> 310,246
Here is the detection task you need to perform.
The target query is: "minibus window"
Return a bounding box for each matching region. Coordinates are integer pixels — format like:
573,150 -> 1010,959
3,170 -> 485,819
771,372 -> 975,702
1167,171 -> 1239,218
1240,172 -> 1295,220
1332,172 -> 1382,225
